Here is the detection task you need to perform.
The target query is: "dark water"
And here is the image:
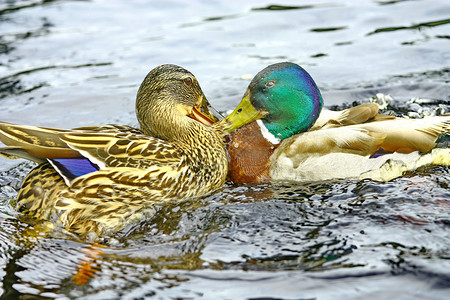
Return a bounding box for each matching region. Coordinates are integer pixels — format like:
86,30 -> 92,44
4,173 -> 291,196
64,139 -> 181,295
1,0 -> 449,299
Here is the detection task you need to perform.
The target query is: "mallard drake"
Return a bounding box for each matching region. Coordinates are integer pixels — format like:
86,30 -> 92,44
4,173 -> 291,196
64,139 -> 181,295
222,62 -> 450,183
0,64 -> 248,238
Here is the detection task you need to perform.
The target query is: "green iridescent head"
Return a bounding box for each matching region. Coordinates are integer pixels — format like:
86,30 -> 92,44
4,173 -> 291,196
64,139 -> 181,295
223,62 -> 323,141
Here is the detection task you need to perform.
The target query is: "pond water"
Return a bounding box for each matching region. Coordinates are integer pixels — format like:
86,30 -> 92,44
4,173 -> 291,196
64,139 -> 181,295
0,0 -> 449,299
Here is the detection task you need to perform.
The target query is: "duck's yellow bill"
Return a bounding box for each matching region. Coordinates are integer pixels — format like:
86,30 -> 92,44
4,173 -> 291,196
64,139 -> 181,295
220,91 -> 267,134
189,95 -> 221,126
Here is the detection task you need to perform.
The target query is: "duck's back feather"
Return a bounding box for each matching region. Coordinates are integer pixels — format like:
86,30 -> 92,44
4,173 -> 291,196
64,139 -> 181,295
0,122 -> 79,161
310,104 -> 450,153
361,117 -> 450,153
273,127 -> 387,168
0,123 -> 144,162
311,103 -> 388,130
271,113 -> 450,182
60,131 -> 181,170
0,122 -> 182,171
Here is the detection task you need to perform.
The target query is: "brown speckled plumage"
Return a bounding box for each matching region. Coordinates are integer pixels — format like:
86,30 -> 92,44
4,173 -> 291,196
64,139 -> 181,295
0,64 -> 228,238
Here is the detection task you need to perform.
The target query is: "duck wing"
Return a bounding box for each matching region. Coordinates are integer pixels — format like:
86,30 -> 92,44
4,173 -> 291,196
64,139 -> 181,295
273,115 -> 450,168
309,103 -> 450,153
0,122 -> 181,168
311,103 -> 391,130
60,130 -> 181,170
0,122 -> 79,162
52,134 -> 193,236
0,122 -> 183,185
274,127 -> 387,168
0,122 -> 144,161
360,116 -> 450,153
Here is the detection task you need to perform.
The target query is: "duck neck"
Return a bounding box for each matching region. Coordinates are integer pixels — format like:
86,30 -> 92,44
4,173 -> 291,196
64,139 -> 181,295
256,119 -> 281,145
177,119 -> 220,147
177,120 -> 228,189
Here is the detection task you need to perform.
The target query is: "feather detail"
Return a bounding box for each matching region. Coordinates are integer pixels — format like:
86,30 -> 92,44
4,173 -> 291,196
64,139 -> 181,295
54,166 -> 191,235
60,131 -> 181,170
48,158 -> 99,184
269,115 -> 450,182
226,122 -> 275,183
15,163 -> 66,220
0,146 -> 46,163
311,103 -> 386,130
357,116 -> 450,153
274,127 -> 387,167
0,122 -> 79,160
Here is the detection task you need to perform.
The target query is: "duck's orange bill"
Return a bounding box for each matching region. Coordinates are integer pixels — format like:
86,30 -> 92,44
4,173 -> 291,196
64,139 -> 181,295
190,105 -> 216,126
189,95 -> 221,126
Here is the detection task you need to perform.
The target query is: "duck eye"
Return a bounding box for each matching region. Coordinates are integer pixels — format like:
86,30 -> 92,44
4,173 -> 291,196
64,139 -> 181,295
265,80 -> 275,88
184,77 -> 193,85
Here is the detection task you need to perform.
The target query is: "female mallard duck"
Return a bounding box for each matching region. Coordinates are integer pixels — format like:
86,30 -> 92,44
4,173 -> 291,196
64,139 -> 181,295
0,64 -> 246,238
222,62 -> 450,183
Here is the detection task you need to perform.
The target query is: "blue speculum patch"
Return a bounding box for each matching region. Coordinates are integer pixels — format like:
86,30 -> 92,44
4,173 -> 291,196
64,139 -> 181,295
50,158 -> 99,181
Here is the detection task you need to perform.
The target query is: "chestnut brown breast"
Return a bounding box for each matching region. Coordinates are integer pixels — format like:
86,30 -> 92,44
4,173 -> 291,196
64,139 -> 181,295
226,122 -> 277,183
